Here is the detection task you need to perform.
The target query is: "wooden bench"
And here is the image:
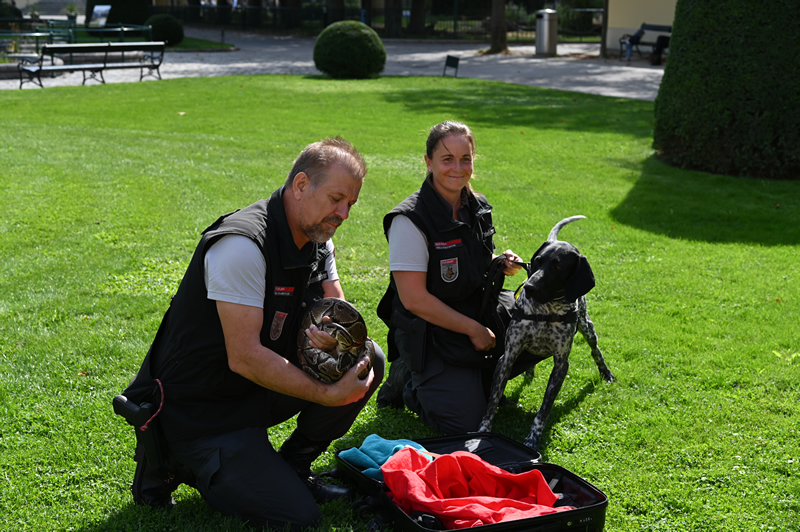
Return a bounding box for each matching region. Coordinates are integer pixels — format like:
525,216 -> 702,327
619,23 -> 672,61
18,41 -> 165,89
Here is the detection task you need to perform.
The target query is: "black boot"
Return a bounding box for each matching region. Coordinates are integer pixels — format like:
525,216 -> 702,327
376,358 -> 411,409
278,431 -> 351,503
131,445 -> 180,509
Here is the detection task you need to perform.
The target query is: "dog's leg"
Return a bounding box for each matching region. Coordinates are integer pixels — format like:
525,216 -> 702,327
576,298 -> 615,382
523,353 -> 569,451
478,330 -> 525,433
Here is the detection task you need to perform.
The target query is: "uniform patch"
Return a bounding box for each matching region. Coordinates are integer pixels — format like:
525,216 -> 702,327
270,311 -> 288,340
274,286 -> 295,297
440,258 -> 459,283
434,239 -> 463,250
309,271 -> 329,285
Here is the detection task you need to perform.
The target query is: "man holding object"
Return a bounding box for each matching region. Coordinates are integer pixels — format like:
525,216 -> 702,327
116,138 -> 384,529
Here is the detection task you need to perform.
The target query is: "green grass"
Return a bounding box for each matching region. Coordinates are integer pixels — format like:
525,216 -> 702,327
0,75 -> 798,531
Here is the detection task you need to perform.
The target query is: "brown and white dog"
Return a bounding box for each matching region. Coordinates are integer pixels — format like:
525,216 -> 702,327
478,216 -> 615,450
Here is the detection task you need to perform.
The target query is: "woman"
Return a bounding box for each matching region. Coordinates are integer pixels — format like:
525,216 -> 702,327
376,121 -> 536,435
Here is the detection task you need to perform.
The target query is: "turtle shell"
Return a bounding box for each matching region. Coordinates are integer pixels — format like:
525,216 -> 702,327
297,298 -> 374,384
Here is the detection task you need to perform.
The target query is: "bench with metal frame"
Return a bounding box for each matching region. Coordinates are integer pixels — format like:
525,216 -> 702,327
618,23 -> 672,60
18,41 -> 165,89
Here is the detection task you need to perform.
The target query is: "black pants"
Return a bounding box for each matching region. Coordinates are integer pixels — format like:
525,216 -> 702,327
394,294 -> 539,436
167,342 -> 385,529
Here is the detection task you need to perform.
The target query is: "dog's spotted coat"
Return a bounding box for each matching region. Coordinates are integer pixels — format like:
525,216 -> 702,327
478,216 -> 615,450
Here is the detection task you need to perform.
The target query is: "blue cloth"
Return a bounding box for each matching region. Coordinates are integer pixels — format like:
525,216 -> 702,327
339,434 -> 429,480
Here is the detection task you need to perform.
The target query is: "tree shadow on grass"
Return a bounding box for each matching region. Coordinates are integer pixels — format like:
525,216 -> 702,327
376,82 -> 655,137
611,155 -> 800,246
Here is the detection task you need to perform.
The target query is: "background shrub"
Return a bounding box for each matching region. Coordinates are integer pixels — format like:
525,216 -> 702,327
145,14 -> 184,46
313,21 -> 386,79
653,0 -> 800,180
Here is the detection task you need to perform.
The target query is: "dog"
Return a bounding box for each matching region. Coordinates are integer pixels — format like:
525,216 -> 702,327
478,215 -> 615,450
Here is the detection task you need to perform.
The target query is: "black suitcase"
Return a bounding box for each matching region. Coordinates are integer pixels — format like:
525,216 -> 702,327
336,432 -> 608,532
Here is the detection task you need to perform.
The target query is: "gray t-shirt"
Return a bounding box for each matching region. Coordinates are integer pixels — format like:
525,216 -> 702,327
204,234 -> 338,308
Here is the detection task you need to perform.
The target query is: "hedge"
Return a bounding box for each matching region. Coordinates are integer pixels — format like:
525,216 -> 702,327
653,0 -> 800,180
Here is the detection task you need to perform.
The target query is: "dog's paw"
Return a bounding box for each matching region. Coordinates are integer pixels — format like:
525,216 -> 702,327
477,420 -> 492,433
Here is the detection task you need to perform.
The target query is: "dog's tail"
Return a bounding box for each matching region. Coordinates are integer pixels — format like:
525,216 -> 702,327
548,215 -> 586,242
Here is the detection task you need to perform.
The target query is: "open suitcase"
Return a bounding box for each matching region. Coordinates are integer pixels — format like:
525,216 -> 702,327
335,432 -> 608,532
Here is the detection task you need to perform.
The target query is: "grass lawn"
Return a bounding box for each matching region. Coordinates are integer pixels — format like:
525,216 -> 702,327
0,74 -> 798,531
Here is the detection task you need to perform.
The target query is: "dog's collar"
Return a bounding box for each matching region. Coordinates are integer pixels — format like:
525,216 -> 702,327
511,307 -> 578,324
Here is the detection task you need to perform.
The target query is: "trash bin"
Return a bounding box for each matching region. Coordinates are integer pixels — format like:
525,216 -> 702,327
535,9 -> 558,57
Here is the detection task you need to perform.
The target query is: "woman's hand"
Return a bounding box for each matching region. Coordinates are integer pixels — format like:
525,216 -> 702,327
499,249 -> 524,276
305,316 -> 338,352
468,321 -> 496,352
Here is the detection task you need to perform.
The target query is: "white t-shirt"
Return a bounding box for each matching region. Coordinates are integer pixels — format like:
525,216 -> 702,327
387,215 -> 428,272
204,234 -> 338,308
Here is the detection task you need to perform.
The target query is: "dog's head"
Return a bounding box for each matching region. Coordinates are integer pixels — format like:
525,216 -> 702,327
523,241 -> 595,304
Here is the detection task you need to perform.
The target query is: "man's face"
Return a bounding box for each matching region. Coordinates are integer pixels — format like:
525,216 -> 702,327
296,164 -> 362,243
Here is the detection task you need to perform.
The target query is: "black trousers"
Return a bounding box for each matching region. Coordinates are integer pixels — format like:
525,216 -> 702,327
167,342 -> 385,529
394,294 -> 539,436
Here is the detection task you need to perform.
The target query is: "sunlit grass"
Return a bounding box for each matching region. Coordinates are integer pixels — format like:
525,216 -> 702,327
0,74 -> 798,531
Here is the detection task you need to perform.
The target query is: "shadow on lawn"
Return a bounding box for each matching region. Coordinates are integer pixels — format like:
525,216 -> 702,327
379,84 -> 654,137
611,155 -> 800,246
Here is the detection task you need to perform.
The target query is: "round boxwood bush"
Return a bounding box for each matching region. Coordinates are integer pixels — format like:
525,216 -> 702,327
314,21 -> 386,79
653,0 -> 800,180
145,14 -> 184,47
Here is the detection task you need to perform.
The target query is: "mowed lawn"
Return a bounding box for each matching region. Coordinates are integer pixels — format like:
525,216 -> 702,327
1,74 -> 798,531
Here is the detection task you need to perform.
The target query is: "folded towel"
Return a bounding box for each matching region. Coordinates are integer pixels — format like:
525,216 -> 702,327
339,434 -> 429,480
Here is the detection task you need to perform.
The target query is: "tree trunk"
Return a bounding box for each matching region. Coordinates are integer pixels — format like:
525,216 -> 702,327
327,0 -> 344,23
489,0 -> 507,54
384,0 -> 402,38
408,0 -> 426,35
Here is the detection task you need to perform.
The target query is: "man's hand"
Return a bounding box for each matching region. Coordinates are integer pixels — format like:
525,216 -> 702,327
323,356 -> 374,406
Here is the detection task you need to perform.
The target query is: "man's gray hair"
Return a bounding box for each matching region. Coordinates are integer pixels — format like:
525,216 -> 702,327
285,137 -> 367,188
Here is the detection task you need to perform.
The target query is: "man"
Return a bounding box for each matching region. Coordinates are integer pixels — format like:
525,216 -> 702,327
116,137 -> 384,529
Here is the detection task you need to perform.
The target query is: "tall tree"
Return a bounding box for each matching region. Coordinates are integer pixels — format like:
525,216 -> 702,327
653,0 -> 800,180
488,0 -> 507,54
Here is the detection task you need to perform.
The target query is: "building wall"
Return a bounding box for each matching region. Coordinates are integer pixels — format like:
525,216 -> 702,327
607,0 -> 677,55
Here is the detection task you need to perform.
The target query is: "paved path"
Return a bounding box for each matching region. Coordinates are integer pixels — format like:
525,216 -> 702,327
1,27 -> 665,100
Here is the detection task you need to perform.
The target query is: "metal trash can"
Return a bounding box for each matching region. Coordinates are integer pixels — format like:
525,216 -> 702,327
535,9 -> 558,57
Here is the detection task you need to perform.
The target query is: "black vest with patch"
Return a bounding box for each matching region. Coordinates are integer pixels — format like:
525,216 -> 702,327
384,178 -> 496,320
124,187 -> 329,441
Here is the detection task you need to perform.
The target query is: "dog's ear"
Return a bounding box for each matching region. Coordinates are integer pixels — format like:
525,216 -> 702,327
529,242 -> 549,271
564,254 -> 595,302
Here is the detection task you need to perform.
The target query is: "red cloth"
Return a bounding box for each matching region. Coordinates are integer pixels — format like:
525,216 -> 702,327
381,447 -> 574,529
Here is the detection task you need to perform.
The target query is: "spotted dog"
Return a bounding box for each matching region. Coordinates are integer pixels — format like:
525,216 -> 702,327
478,216 -> 615,450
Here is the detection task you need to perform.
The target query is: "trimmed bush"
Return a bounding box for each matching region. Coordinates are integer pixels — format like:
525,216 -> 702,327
145,14 -> 184,46
653,0 -> 800,180
313,21 -> 386,79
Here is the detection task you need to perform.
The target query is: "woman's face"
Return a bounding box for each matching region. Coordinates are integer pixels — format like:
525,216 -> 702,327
425,134 -> 474,200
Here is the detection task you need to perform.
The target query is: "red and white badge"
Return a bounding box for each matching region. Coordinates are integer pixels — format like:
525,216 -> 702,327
274,286 -> 295,297
440,258 -> 459,283
270,311 -> 288,341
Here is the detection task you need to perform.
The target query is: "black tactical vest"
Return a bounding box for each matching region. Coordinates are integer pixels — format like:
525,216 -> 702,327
384,177 -> 496,320
124,187 -> 329,441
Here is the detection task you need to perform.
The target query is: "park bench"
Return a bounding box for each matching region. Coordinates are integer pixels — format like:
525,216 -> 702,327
619,23 -> 672,61
18,41 -> 165,89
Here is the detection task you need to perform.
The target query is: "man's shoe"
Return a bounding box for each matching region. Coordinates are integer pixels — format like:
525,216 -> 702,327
302,472 -> 352,503
376,359 -> 410,409
131,446 -> 178,509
